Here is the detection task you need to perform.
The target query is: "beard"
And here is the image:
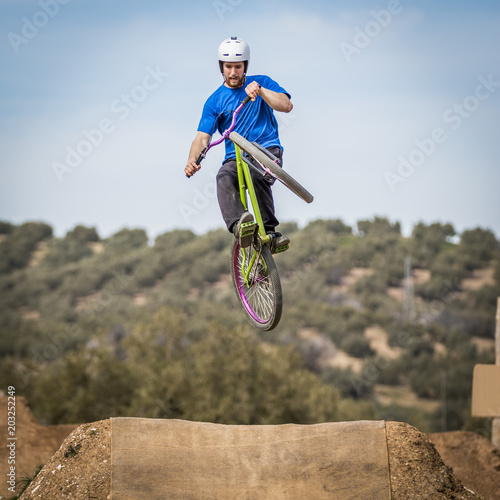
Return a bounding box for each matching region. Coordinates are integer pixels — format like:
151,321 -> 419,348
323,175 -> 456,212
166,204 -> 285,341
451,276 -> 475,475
225,75 -> 245,88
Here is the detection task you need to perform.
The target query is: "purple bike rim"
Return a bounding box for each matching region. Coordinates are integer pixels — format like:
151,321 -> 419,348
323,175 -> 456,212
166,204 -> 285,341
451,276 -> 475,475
233,244 -> 270,324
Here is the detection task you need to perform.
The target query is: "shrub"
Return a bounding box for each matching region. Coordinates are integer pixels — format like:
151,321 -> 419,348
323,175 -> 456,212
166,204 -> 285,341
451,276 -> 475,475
105,228 -> 148,253
0,222 -> 53,273
357,216 -> 401,236
65,225 -> 100,243
304,218 -> 352,235
410,221 -> 456,267
323,366 -> 374,399
340,333 -> 375,359
459,227 -> 499,268
154,229 -> 196,249
42,238 -> 93,267
0,221 -> 14,234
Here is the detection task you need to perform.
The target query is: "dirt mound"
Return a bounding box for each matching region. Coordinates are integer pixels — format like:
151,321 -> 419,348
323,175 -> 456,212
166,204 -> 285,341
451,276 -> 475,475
17,421 -> 482,500
0,396 -> 76,499
386,422 -> 479,499
429,431 -> 500,500
19,419 -> 110,499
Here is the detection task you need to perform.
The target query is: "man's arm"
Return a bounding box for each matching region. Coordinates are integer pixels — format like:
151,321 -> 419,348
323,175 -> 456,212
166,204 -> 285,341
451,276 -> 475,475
245,81 -> 293,113
185,131 -> 211,177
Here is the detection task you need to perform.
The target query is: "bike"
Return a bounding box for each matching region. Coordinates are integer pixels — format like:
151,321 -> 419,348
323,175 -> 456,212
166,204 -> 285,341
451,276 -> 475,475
193,95 -> 313,330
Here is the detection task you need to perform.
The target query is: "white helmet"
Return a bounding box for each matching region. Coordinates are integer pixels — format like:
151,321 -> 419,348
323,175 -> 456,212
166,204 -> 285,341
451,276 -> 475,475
218,36 -> 250,74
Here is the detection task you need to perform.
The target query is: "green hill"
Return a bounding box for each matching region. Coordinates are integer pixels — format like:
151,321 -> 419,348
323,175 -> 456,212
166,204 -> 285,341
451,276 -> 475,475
0,217 -> 498,433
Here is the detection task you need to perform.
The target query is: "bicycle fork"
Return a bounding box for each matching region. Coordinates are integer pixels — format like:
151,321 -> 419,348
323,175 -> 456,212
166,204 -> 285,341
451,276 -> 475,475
241,246 -> 268,287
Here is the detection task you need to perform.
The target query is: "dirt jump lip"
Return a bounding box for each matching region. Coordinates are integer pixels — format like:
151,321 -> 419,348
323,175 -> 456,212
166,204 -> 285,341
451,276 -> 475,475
110,418 -> 391,500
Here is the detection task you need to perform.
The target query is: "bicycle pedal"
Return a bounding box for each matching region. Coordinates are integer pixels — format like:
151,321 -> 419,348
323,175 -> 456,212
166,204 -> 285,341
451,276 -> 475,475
240,221 -> 256,236
273,244 -> 289,254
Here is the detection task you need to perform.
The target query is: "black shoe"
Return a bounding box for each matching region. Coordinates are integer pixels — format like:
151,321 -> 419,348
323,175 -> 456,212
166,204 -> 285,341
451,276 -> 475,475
268,231 -> 290,254
234,212 -> 256,248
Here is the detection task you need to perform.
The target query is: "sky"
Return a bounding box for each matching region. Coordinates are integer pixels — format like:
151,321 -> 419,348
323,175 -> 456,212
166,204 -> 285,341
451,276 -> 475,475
1,0 -> 499,241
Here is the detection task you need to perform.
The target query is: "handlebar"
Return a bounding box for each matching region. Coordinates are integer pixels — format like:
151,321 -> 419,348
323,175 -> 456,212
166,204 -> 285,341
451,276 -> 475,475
193,94 -> 253,167
241,95 -> 252,106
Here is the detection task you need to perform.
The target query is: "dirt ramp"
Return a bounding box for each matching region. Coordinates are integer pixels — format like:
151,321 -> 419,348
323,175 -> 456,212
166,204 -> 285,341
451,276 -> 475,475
386,421 -> 480,499
111,418 -> 390,500
0,396 -> 76,499
429,430 -> 500,500
18,418 -> 111,499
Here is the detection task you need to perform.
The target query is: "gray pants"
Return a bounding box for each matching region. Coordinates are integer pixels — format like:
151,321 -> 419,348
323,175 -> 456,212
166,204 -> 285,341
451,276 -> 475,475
216,146 -> 283,233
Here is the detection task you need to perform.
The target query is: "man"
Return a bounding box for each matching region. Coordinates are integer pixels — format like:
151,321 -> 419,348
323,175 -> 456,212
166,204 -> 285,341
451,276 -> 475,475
185,36 -> 293,251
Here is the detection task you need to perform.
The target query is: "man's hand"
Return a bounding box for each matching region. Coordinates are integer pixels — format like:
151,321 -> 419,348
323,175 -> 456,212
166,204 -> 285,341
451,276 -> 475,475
245,83 -> 293,112
185,131 -> 211,178
245,82 -> 261,101
185,159 -> 201,178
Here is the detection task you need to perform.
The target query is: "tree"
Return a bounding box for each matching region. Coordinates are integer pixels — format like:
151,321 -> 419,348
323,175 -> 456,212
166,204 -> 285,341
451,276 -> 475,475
323,366 -> 374,399
410,221 -> 455,267
340,333 -> 375,359
65,225 -> 100,243
459,227 -> 498,268
129,319 -> 343,425
30,347 -> 139,424
154,229 -> 196,250
105,228 -> 148,253
43,226 -> 98,266
0,222 -> 53,273
0,221 -> 14,234
304,219 -> 352,235
357,216 -> 401,236
121,309 -> 375,425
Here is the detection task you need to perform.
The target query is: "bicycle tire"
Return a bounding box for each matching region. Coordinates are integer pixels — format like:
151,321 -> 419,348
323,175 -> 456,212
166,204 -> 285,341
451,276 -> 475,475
230,239 -> 282,331
229,131 -> 314,203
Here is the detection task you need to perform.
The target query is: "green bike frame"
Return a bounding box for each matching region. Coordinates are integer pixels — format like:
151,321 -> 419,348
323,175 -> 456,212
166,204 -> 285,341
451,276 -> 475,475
234,143 -> 271,283
235,143 -> 271,244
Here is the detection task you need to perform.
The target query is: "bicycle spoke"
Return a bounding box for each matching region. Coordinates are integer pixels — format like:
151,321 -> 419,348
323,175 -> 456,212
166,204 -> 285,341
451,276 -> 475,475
246,276 -> 274,318
231,239 -> 282,330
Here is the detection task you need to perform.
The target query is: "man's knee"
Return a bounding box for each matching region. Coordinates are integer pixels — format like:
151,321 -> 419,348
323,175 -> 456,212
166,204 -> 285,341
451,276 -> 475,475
217,160 -> 237,179
217,169 -> 237,191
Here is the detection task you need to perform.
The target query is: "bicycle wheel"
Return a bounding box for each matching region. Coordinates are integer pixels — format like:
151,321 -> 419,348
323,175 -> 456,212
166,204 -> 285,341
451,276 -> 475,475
230,239 -> 282,331
229,131 -> 314,204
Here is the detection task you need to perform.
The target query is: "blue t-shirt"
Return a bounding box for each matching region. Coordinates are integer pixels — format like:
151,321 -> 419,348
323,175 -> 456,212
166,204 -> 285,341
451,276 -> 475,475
197,75 -> 290,161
